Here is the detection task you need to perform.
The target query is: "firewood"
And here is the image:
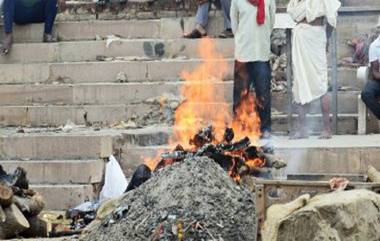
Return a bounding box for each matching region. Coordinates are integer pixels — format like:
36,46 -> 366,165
367,165 -> 380,182
12,193 -> 45,217
0,204 -> 30,239
0,182 -> 13,207
21,216 -> 49,238
0,205 -> 6,222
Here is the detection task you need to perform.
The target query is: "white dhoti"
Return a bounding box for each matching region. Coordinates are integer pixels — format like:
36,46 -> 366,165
287,0 -> 341,105
291,23 -> 328,104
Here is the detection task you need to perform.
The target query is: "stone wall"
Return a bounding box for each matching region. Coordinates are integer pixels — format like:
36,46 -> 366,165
59,0 -> 290,21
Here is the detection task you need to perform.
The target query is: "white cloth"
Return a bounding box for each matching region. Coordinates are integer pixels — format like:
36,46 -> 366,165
230,0 -> 276,62
369,36 -> 380,63
287,0 -> 341,27
287,0 -> 341,104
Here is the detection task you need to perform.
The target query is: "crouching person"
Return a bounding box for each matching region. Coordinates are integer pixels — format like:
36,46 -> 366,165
361,19 -> 380,120
1,0 -> 62,55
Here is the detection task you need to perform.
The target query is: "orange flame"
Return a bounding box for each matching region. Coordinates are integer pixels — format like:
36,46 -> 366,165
144,38 -> 262,170
172,38 -> 231,147
232,91 -> 261,145
245,158 -> 266,169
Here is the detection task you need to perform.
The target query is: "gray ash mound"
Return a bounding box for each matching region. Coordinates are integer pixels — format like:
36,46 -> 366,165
82,157 -> 256,241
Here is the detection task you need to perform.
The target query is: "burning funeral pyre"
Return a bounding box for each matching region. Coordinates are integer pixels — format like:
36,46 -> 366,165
0,166 -> 45,239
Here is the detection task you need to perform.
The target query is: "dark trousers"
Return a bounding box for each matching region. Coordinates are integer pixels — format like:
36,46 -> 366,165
233,60 -> 272,133
361,79 -> 380,119
3,0 -> 58,34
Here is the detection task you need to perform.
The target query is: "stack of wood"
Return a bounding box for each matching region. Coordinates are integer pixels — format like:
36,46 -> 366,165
0,165 -> 46,239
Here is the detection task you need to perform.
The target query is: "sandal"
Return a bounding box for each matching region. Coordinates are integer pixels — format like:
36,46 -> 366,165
1,33 -> 13,56
184,28 -> 207,39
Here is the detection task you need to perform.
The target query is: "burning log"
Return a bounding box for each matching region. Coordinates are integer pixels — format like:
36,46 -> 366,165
189,125 -> 215,148
148,125 -> 285,182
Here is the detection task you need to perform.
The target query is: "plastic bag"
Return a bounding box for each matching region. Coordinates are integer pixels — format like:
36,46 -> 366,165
99,155 -> 128,201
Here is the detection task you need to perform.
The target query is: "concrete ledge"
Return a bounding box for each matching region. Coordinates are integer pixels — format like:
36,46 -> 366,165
0,60 -> 359,86
120,134 -> 380,177
0,159 -> 104,184
0,131 -> 114,160
31,184 -> 95,210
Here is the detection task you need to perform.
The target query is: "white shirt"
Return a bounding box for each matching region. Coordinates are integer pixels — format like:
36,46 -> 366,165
231,0 -> 276,62
369,36 -> 380,64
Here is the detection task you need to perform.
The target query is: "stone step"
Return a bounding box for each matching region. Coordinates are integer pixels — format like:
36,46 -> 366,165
0,159 -> 104,184
0,12 -> 377,43
0,37 -> 360,64
0,101 -> 359,129
31,184 -> 95,210
120,134 -> 380,177
0,129 -> 114,160
0,14 -> 294,43
0,60 -> 360,86
0,82 -> 361,112
115,114 -> 359,148
0,39 -> 233,64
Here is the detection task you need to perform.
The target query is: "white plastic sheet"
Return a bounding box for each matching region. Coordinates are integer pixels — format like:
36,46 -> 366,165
99,155 -> 128,201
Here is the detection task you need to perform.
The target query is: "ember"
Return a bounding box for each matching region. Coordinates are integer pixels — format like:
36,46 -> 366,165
152,125 -> 286,182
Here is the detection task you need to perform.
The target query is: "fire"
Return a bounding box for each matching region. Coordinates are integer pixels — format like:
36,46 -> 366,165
245,158 -> 266,169
144,38 -> 262,172
173,37 -> 231,147
232,91 -> 261,145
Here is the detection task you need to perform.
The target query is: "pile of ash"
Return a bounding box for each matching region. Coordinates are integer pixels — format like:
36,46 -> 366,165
82,157 -> 256,241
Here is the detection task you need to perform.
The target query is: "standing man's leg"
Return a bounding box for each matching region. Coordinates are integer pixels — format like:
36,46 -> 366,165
250,61 -> 272,138
1,0 -> 16,54
362,80 -> 380,119
219,0 -> 233,38
184,1 -> 210,38
319,94 -> 332,139
233,60 -> 250,114
43,0 -> 58,42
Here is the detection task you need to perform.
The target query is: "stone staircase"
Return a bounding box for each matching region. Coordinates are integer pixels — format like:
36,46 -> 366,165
0,1 -> 379,210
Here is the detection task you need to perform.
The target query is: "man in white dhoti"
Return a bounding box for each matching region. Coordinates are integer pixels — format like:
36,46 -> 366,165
287,0 -> 341,139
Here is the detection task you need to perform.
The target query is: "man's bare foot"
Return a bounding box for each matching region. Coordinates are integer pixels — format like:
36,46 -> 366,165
319,129 -> 332,139
289,130 -> 309,140
1,33 -> 13,55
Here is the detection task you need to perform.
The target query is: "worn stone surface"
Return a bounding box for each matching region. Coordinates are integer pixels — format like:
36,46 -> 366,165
273,190 -> 380,241
82,157 -> 256,241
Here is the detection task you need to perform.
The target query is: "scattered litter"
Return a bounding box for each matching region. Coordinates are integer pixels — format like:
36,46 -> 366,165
105,35 -> 121,48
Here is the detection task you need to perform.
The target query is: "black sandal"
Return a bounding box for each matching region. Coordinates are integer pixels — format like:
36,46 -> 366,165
184,29 -> 207,39
0,47 -> 9,55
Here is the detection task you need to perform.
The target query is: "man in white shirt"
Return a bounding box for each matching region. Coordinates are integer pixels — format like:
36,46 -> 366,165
361,18 -> 380,119
230,0 -> 276,139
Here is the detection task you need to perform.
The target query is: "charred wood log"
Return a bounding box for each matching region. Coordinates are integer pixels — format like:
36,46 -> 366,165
221,137 -> 251,152
243,146 -> 259,160
0,181 -> 13,207
125,164 -> 152,192
189,125 -> 215,148
0,204 -> 30,239
223,127 -> 234,143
